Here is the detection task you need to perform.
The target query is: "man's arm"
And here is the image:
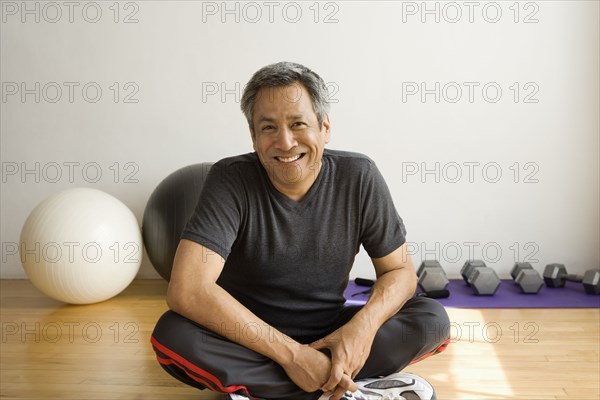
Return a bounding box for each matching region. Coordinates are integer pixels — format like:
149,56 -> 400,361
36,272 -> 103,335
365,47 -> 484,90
166,239 -> 355,394
311,243 -> 416,399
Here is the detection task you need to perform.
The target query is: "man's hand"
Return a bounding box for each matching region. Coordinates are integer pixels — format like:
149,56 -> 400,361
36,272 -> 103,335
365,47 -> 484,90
279,344 -> 336,393
309,318 -> 375,399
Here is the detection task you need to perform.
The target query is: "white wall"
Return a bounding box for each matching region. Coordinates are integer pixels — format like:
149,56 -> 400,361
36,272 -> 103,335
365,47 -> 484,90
1,1 -> 598,279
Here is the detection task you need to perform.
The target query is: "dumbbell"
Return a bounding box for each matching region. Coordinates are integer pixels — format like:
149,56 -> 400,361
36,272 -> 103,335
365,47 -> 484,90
544,264 -> 600,295
510,262 -> 543,294
417,260 -> 449,293
460,260 -> 501,295
582,270 -> 600,295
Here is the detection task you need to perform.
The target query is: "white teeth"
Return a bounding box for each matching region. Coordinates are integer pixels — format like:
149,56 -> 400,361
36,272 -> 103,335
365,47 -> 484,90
276,154 -> 301,163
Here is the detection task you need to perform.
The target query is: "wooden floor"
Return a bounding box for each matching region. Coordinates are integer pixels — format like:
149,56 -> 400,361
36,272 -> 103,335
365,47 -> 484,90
1,280 -> 598,400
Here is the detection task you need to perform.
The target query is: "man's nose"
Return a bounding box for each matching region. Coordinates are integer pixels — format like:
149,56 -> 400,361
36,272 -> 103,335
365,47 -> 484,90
275,127 -> 297,151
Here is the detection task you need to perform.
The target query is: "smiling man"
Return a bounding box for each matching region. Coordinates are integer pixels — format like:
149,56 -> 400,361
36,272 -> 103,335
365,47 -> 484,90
151,62 -> 450,400
252,83 -> 329,201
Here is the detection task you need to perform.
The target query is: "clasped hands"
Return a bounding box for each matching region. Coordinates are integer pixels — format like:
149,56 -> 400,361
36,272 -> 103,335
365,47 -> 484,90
281,320 -> 375,400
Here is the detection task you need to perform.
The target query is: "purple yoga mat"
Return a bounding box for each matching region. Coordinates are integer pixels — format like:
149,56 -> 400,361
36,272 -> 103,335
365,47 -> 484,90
344,279 -> 600,309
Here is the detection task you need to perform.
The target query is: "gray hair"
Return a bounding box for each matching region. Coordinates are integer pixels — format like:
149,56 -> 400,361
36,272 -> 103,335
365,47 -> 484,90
240,61 -> 330,131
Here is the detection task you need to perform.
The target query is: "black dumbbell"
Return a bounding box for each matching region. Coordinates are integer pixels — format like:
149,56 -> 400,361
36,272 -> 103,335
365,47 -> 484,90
510,262 -> 543,294
460,260 -> 501,295
417,260 -> 449,293
544,264 -> 600,295
416,289 -> 450,299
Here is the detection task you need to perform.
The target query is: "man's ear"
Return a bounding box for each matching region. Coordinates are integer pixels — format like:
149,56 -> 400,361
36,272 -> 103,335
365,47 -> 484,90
249,126 -> 257,151
322,114 -> 331,144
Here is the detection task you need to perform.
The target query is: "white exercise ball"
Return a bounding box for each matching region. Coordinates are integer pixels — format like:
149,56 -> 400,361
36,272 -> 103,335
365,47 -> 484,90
20,188 -> 142,304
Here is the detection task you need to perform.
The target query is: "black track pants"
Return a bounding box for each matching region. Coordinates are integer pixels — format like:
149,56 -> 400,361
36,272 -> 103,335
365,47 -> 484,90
151,297 -> 450,400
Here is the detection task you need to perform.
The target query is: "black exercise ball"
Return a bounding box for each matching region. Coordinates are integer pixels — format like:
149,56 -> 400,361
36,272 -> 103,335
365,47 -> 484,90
142,163 -> 213,281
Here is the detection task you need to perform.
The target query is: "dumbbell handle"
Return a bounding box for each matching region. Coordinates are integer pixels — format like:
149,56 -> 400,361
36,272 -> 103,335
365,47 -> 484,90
417,289 -> 450,299
564,273 -> 583,283
355,277 -> 375,287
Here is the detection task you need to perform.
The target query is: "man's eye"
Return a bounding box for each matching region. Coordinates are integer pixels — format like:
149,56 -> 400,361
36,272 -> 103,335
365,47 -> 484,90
292,122 -> 306,128
262,125 -> 275,131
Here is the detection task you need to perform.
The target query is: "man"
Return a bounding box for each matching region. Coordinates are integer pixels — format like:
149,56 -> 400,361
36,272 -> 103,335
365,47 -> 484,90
151,62 -> 450,400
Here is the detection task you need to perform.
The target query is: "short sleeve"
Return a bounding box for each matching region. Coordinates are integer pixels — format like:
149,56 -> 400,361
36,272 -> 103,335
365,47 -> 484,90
180,161 -> 244,259
360,162 -> 407,258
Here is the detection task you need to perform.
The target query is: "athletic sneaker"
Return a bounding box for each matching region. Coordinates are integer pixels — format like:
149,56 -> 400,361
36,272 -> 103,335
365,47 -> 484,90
343,372 -> 436,400
224,393 -> 253,400
224,393 -> 252,400
224,372 -> 435,400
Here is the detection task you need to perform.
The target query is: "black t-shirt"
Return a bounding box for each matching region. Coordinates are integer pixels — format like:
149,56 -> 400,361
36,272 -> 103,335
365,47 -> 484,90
181,149 -> 406,340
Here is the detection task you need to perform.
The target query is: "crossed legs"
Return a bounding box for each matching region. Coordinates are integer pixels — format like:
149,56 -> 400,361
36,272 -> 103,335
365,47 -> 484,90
151,297 -> 450,400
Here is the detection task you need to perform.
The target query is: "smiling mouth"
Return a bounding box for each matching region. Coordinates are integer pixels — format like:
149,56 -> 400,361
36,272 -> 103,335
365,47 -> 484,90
275,153 -> 306,163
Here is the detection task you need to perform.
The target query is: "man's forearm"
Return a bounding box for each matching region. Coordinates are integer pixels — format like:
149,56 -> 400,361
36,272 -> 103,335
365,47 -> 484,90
169,282 -> 300,366
351,266 -> 417,334
306,264 -> 416,389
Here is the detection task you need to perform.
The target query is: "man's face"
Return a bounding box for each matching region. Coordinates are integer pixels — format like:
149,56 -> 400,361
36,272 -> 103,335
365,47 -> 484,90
251,83 -> 330,200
